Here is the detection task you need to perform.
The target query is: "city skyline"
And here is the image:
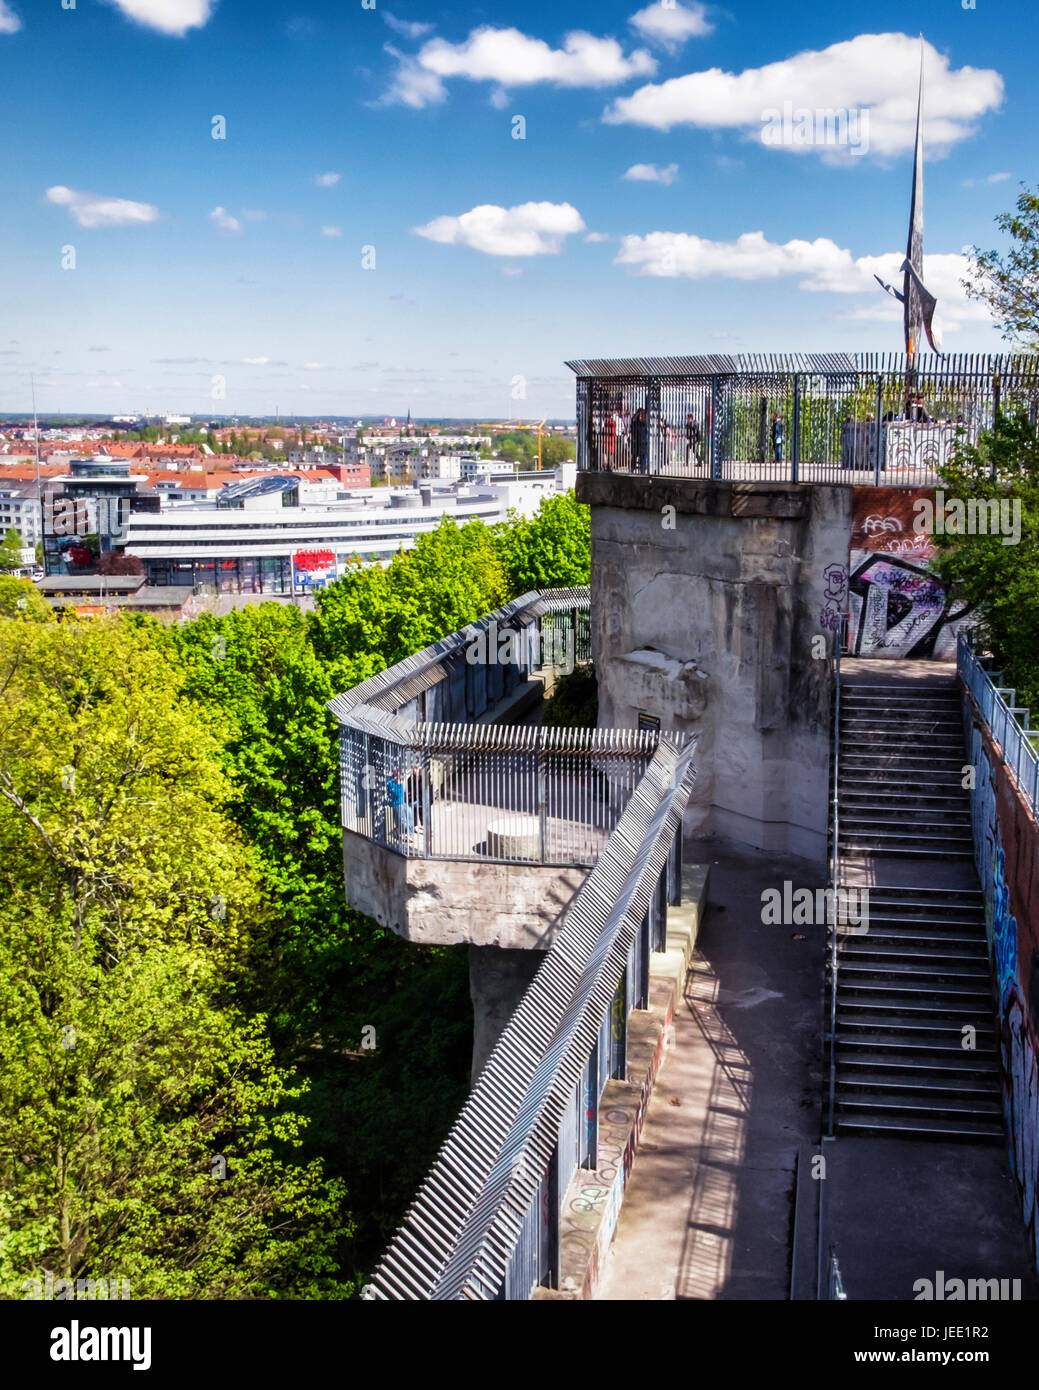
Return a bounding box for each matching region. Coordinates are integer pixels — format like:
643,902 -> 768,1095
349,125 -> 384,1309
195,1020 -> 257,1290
1,0 -> 1035,417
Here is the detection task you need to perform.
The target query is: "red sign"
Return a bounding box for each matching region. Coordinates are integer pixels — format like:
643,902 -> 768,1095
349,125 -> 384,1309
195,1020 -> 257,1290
294,548 -> 336,571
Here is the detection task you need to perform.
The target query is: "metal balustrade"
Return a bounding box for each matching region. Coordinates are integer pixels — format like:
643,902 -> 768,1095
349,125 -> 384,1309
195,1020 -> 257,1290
362,734 -> 697,1300
327,587 -> 655,867
958,632 -> 1039,817
570,352 -> 1039,487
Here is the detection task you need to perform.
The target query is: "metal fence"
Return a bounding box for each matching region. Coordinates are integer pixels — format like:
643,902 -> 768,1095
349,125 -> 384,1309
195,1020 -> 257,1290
339,723 -> 658,864
958,632 -> 1039,817
362,734 -> 697,1300
327,587 -> 652,866
570,352 -> 1039,488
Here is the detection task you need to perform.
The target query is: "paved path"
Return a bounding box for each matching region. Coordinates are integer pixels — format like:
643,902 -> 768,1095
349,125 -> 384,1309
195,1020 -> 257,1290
597,844 -> 824,1300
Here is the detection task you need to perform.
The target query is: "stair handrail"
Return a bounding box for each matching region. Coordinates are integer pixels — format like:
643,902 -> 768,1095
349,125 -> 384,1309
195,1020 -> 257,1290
825,624 -> 843,1137
958,630 -> 1039,818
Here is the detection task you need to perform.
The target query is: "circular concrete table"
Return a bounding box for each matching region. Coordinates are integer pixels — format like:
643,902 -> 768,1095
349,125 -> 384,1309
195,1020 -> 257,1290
486,814 -> 540,859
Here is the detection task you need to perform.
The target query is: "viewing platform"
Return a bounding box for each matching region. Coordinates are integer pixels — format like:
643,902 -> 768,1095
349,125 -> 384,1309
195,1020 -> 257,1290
568,351 -> 1039,487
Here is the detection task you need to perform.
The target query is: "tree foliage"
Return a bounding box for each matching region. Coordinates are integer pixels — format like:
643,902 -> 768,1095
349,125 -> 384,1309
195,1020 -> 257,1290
0,618 -> 353,1298
963,185 -> 1039,348
934,414 -> 1039,708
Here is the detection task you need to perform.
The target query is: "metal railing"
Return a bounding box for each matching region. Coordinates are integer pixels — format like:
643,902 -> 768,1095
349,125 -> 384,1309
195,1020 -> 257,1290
329,588 -> 632,865
362,734 -> 697,1300
825,633 -> 842,1137
339,722 -> 658,864
958,631 -> 1039,818
570,352 -> 1039,487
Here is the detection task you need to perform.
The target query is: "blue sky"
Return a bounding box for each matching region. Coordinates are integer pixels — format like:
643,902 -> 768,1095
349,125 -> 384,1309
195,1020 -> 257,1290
1,0 -> 1035,419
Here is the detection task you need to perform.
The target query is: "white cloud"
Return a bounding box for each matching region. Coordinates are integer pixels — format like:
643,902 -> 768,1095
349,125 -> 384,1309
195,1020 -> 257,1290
614,229 -> 996,332
46,185 -> 160,228
303,362 -> 327,370
415,25 -> 656,90
584,231 -> 611,243
209,206 -> 241,232
242,357 -> 269,365
489,87 -> 509,109
604,33 -> 1003,158
381,44 -> 447,108
384,12 -> 433,40
0,2 -> 21,35
623,161 -> 679,184
962,171 -> 1011,188
314,172 -> 341,187
414,201 -> 585,256
321,225 -> 342,237
102,0 -> 215,37
629,2 -> 713,50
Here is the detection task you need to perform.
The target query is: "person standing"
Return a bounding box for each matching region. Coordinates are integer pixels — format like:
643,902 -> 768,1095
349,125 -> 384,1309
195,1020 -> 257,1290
632,406 -> 649,474
771,414 -> 784,463
386,767 -> 412,840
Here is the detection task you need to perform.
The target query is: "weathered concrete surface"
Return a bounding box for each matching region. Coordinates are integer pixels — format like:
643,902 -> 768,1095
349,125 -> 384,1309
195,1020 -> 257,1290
469,945 -> 546,1082
342,831 -> 588,948
577,474 -> 852,864
822,1138 -> 1038,1301
595,844 -> 825,1300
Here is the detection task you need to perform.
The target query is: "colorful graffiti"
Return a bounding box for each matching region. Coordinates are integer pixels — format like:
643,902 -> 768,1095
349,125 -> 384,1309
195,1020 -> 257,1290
846,487 -> 974,658
968,717 -> 1039,1268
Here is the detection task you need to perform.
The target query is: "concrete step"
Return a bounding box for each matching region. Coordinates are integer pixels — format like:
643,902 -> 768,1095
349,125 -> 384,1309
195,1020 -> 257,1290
835,979 -> 992,1005
837,940 -> 988,963
836,1092 -> 1002,1121
838,1071 -> 999,1099
835,1034 -> 999,1061
834,1113 -> 1003,1142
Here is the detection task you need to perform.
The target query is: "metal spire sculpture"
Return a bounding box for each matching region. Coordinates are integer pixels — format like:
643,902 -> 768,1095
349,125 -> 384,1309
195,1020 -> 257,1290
874,36 -> 943,356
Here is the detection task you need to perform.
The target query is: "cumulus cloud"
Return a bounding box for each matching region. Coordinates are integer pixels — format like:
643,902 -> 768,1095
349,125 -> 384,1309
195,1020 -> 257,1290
400,25 -> 656,103
624,161 -> 679,184
0,2 -> 21,35
102,0 -> 215,37
209,206 -> 241,232
381,44 -> 447,108
384,12 -> 433,40
585,231 -> 611,243
314,171 -> 341,187
614,229 -> 996,332
46,185 -> 160,228
414,200 -> 586,256
604,33 -> 1003,158
629,2 -> 713,50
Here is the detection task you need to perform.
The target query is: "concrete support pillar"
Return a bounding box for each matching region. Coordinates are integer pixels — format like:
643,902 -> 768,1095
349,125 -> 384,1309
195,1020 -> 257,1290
469,945 -> 546,1084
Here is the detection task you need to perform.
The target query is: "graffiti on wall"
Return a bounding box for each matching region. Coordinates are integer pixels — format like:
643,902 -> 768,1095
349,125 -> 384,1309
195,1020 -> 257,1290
969,722 -> 1039,1266
846,488 -> 974,658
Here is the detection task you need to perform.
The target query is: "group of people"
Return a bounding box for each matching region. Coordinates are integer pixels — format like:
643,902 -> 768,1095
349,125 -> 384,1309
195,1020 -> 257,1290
386,763 -> 425,842
593,398 -> 710,474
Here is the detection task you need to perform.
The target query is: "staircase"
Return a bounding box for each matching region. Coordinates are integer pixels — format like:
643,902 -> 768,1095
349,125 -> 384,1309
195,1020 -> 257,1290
828,677 -> 1003,1142
838,684 -> 973,859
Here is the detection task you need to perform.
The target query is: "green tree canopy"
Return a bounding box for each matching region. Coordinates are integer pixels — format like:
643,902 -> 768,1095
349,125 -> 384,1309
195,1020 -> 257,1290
963,185 -> 1039,347
0,617 -> 352,1298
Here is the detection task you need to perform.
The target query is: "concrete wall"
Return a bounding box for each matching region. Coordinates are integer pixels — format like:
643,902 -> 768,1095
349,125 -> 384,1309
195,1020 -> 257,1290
469,945 -> 546,1081
342,828 -> 588,949
577,474 -> 852,863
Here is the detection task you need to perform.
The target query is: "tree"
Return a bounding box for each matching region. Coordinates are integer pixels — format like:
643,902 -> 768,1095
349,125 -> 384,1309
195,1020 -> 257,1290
492,491 -> 591,594
540,435 -> 577,467
933,414 -> 1039,709
96,551 -> 143,576
963,185 -> 1039,347
0,528 -> 23,572
0,575 -> 51,621
0,618 -> 353,1298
